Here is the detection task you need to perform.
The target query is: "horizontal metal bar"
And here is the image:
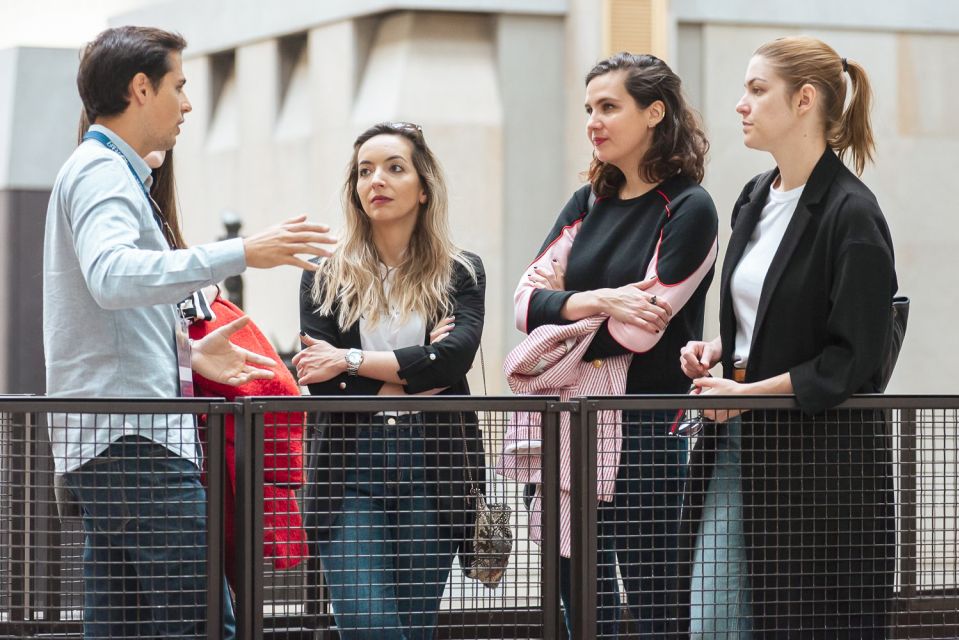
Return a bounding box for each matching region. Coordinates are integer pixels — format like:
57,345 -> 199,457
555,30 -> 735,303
245,394 -> 561,413
0,396 -> 236,414
576,393 -> 959,411
1,394 -> 957,415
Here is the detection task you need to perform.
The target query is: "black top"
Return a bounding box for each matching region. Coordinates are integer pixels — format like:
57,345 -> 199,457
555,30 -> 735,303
299,252 -> 485,397
719,149 -> 898,413
524,175 -> 719,394
298,253 -> 487,549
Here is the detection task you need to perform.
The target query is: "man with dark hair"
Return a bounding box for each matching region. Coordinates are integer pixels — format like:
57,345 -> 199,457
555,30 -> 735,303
43,26 -> 334,638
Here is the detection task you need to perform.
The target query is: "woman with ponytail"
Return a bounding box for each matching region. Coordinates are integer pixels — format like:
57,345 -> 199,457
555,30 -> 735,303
679,36 -> 897,638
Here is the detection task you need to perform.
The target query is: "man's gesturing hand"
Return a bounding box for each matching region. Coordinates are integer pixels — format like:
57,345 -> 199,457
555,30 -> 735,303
243,215 -> 337,271
191,316 -> 276,386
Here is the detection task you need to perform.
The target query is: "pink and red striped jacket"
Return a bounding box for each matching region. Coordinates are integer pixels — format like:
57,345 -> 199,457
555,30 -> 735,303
497,316 -> 630,558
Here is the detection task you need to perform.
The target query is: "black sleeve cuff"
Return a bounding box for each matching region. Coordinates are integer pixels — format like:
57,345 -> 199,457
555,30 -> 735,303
527,289 -> 577,331
395,344 -> 441,394
307,372 -> 385,397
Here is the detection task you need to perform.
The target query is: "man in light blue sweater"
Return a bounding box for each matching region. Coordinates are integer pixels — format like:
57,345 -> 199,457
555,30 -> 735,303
43,26 -> 334,639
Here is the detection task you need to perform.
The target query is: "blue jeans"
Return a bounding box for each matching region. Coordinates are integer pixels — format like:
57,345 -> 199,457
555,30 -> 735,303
319,420 -> 458,640
690,416 -> 753,639
560,410 -> 688,639
62,435 -> 236,640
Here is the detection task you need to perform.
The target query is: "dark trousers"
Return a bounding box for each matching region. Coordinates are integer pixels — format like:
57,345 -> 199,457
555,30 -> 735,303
62,435 -> 236,639
560,411 -> 687,639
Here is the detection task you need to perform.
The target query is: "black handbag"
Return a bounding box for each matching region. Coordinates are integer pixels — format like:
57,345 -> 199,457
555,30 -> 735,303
878,296 -> 909,392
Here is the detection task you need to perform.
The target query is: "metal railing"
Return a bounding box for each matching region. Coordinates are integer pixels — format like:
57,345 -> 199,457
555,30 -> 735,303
0,395 -> 956,639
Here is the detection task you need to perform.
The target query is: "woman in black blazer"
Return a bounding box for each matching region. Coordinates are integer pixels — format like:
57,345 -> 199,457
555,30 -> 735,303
295,122 -> 485,640
679,37 -> 897,638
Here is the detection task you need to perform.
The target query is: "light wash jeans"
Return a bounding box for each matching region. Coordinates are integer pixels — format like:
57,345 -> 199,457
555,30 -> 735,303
318,420 -> 458,640
690,416 -> 753,639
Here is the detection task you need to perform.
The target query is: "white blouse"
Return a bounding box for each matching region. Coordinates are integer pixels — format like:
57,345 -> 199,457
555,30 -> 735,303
359,264 -> 426,353
730,181 -> 805,368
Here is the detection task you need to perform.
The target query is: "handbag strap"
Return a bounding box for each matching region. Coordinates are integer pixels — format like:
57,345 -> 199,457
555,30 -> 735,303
479,342 -> 488,395
461,342 -> 487,495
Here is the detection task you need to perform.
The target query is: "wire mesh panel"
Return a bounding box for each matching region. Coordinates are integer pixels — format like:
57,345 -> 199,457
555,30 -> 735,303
573,396 -> 959,640
0,399 -> 231,640
584,404 -> 687,639
2,396 -> 957,639
896,406 -> 959,638
247,397 -> 557,640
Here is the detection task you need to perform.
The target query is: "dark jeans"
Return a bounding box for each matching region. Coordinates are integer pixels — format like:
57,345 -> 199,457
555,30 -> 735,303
62,435 -> 236,640
560,411 -> 688,639
318,419 -> 458,640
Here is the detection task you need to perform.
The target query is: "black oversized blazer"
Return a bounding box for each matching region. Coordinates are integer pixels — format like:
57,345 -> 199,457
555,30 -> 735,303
678,150 -> 898,638
299,253 -> 487,559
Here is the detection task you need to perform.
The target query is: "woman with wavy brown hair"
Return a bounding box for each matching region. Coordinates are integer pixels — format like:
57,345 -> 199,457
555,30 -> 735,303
514,52 -> 719,638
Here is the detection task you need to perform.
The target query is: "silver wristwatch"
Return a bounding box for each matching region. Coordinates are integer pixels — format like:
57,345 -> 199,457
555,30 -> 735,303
345,348 -> 364,376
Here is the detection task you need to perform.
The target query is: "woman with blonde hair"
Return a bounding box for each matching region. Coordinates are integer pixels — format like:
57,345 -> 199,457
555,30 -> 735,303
296,122 -> 486,639
680,36 -> 897,638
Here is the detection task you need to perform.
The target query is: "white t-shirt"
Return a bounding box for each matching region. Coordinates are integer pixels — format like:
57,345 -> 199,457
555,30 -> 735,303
731,181 -> 805,368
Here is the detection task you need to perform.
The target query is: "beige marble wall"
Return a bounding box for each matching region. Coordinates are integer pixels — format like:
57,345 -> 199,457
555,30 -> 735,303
171,11 -> 568,392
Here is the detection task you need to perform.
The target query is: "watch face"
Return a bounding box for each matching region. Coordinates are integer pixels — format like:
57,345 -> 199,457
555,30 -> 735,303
347,350 -> 363,366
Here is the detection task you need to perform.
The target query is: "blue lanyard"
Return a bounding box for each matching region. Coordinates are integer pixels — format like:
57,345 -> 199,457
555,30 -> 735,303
82,130 -> 172,246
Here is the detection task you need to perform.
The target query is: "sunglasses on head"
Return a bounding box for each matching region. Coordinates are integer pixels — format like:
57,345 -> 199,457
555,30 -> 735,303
385,121 -> 423,134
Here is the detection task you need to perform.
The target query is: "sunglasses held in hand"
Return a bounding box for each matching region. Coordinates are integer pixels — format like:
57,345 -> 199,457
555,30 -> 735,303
671,371 -> 713,437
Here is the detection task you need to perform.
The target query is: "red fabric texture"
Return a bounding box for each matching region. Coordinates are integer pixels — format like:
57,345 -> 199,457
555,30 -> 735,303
189,297 -> 308,588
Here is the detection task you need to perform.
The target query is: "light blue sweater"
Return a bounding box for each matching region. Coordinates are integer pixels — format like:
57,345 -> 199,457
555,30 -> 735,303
43,124 -> 246,474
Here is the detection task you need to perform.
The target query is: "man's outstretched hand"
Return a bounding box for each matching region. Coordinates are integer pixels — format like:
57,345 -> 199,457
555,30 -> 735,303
191,316 -> 276,386
243,215 -> 337,271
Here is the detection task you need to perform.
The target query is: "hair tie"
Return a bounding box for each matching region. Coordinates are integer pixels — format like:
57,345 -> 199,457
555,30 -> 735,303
841,57 -> 848,73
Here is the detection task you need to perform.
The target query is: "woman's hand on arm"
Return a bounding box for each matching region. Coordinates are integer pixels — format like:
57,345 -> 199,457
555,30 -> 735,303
429,316 -> 455,343
527,260 -> 565,291
293,334 -> 347,385
294,333 -> 413,386
560,277 -> 672,332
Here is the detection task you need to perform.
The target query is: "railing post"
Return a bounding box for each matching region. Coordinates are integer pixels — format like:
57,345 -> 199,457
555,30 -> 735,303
9,411 -> 29,629
234,398 -> 265,640
35,411 -> 63,625
541,402 -> 563,639
206,407 -> 227,640
899,407 -> 918,600
569,398 -> 598,639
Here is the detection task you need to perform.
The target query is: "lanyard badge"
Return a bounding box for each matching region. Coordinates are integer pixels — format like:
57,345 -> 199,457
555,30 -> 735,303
82,130 -> 176,248
175,311 -> 195,398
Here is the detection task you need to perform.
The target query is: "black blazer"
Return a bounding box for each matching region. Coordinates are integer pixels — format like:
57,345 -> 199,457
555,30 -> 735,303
299,252 -> 485,397
718,148 -> 897,412
679,150 -> 898,638
299,253 -> 487,554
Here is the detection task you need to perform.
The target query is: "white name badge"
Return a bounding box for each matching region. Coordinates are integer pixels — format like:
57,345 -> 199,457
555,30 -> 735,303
175,314 -> 195,397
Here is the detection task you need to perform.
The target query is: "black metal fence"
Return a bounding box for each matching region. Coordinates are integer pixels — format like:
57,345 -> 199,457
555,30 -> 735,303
0,395 -> 956,639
